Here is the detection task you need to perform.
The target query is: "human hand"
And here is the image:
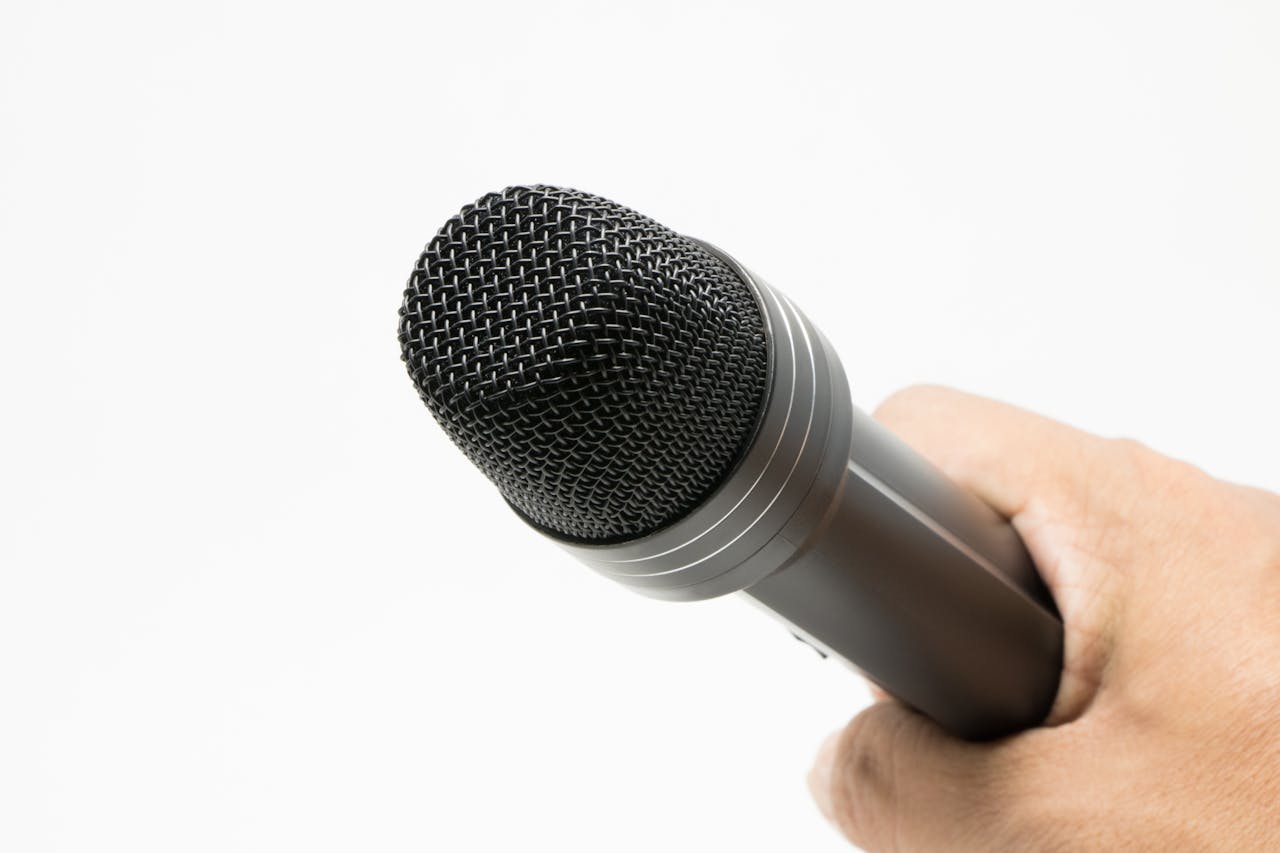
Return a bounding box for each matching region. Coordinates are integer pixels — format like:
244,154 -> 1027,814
807,386 -> 1280,851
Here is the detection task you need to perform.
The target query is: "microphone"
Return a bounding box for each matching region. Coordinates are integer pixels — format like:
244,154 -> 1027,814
399,185 -> 1063,739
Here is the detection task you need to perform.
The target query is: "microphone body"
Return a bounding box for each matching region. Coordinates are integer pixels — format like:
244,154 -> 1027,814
552,243 -> 1062,739
399,186 -> 1063,740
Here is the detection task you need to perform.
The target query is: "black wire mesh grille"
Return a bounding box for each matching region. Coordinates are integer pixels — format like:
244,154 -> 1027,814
398,185 -> 769,542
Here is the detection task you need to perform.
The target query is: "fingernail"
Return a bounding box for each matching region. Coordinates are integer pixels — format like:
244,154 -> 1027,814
807,730 -> 841,822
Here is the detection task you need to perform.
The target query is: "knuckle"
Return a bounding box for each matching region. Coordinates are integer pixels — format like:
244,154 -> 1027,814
1105,436 -> 1196,481
1105,436 -> 1158,468
828,706 -> 906,847
1102,436 -> 1209,499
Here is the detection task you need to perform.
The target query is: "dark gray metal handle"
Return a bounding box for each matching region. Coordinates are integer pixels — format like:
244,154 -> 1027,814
746,408 -> 1063,739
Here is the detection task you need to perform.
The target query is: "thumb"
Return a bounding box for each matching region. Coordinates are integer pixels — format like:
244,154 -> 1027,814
808,702 -> 1028,852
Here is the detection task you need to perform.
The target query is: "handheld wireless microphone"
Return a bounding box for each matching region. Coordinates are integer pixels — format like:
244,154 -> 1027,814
399,185 -> 1063,739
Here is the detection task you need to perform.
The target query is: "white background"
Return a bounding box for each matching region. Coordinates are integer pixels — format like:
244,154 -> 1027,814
2,2 -> 1278,851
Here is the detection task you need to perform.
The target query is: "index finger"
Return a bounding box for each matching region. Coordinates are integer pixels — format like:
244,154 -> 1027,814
871,385 -> 1105,520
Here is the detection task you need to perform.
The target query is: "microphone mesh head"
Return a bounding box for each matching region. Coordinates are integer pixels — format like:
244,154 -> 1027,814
398,186 -> 769,542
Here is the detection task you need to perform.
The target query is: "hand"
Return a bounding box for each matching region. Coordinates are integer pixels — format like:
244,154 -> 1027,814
807,386 -> 1280,851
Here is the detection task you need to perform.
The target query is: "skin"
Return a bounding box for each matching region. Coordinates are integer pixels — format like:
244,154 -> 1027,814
807,385 -> 1280,851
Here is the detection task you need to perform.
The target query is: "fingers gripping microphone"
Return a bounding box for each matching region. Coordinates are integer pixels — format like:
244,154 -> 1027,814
399,186 -> 1063,739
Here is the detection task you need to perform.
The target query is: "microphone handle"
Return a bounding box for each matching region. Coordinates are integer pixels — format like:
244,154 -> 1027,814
744,406 -> 1063,739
